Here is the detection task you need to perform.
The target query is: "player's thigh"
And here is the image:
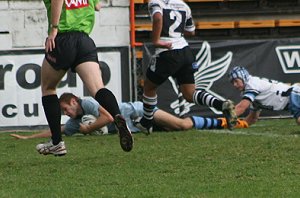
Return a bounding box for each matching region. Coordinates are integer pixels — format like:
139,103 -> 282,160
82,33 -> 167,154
41,58 -> 66,95
146,51 -> 179,85
75,61 -> 104,97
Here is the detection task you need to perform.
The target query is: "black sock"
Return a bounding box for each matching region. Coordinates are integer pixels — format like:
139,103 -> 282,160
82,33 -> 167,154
95,88 -> 120,117
42,95 -> 61,145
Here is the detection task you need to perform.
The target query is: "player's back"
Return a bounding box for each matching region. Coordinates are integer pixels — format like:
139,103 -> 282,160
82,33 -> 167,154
148,0 -> 195,52
245,76 -> 291,111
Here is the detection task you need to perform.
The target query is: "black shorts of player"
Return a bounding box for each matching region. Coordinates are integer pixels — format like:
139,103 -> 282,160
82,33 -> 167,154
45,32 -> 99,72
146,46 -> 196,85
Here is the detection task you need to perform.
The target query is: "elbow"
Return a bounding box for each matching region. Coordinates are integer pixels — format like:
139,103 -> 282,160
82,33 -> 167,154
184,31 -> 195,37
108,116 -> 114,123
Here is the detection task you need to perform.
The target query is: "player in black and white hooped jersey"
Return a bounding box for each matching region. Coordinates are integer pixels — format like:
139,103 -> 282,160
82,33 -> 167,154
135,0 -> 237,134
148,0 -> 195,54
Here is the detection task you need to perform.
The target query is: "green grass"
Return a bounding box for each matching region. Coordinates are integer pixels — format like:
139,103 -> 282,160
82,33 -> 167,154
1,118 -> 300,197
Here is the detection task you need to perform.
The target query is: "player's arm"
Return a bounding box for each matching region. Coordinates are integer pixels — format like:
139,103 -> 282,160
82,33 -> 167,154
94,0 -> 101,11
10,126 -> 65,140
45,0 -> 64,52
151,12 -> 172,49
244,110 -> 260,126
235,99 -> 251,117
79,106 -> 114,134
183,19 -> 195,37
184,6 -> 195,37
184,31 -> 195,37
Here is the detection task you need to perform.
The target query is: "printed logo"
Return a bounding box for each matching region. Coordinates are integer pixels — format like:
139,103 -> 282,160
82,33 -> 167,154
276,45 -> 300,74
65,0 -> 89,10
169,41 -> 233,115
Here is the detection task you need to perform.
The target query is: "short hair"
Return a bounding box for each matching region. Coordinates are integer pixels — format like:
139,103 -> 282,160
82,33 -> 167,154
59,93 -> 80,104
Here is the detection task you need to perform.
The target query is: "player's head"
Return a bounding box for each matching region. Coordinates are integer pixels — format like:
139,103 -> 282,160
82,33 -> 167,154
228,66 -> 249,83
59,93 -> 80,104
59,93 -> 82,118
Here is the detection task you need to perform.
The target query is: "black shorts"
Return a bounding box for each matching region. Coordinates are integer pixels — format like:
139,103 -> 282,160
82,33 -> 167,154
146,46 -> 196,85
45,32 -> 99,72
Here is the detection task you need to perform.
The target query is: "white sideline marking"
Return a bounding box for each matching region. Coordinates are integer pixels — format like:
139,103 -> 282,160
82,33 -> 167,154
198,129 -> 299,138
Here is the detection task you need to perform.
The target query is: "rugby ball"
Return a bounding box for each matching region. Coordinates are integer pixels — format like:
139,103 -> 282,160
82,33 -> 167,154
81,115 -> 108,135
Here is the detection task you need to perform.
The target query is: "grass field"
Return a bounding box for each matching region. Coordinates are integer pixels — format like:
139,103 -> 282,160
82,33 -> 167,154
0,118 -> 300,197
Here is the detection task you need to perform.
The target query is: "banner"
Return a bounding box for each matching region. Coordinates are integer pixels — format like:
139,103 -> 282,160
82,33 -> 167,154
0,47 -> 129,128
143,38 -> 300,118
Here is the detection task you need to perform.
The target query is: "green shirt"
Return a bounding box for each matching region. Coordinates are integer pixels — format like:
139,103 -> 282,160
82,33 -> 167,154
44,0 -> 99,35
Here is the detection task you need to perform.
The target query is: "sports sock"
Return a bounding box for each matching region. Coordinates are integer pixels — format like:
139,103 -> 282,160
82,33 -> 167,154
42,95 -> 62,145
142,94 -> 157,122
193,89 -> 223,111
95,88 -> 121,117
191,116 -> 222,129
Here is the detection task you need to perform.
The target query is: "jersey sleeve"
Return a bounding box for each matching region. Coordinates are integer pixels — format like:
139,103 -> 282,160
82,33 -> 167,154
148,0 -> 163,19
184,5 -> 195,32
242,78 -> 262,102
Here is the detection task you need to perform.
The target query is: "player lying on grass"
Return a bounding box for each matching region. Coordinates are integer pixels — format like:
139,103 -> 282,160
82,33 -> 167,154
10,93 -> 248,139
228,66 -> 300,125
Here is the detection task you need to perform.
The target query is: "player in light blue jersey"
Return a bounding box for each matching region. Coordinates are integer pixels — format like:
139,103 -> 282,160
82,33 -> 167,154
229,66 -> 300,125
11,93 -> 248,140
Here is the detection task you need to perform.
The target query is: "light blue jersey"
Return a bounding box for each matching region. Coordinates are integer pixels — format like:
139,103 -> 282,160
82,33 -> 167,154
289,85 -> 300,119
64,97 -> 100,136
109,102 -> 144,133
64,98 -> 144,136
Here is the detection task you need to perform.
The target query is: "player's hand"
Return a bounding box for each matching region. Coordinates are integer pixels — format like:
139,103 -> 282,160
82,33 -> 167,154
79,123 -> 91,134
45,28 -> 58,53
10,134 -> 28,140
154,41 -> 172,49
163,42 -> 172,50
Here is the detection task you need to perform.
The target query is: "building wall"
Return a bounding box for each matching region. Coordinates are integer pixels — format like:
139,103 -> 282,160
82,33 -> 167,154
0,0 -> 130,50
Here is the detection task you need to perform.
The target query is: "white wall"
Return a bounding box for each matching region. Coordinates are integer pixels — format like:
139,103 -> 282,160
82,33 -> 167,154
0,0 -> 130,50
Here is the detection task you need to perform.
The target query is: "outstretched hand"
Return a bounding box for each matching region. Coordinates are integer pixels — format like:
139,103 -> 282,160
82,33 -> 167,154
10,134 -> 28,140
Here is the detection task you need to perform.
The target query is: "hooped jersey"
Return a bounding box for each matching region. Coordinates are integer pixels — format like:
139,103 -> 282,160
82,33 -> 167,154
242,76 -> 292,111
43,0 -> 99,35
148,0 -> 195,54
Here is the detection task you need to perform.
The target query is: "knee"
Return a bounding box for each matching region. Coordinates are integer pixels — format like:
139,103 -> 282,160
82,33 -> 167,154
182,93 -> 193,102
178,119 -> 193,130
41,85 -> 56,95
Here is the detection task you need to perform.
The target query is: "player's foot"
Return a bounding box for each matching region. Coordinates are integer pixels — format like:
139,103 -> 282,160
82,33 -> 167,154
134,117 -> 153,135
36,140 -> 67,156
222,100 -> 237,130
235,119 -> 249,128
114,114 -> 134,152
218,118 -> 248,129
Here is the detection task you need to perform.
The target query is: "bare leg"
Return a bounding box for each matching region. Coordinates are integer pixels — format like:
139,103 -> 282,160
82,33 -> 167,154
153,109 -> 193,131
76,62 -> 133,152
41,59 -> 66,144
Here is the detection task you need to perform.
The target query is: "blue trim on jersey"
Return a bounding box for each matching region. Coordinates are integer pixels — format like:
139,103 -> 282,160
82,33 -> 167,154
243,90 -> 259,102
